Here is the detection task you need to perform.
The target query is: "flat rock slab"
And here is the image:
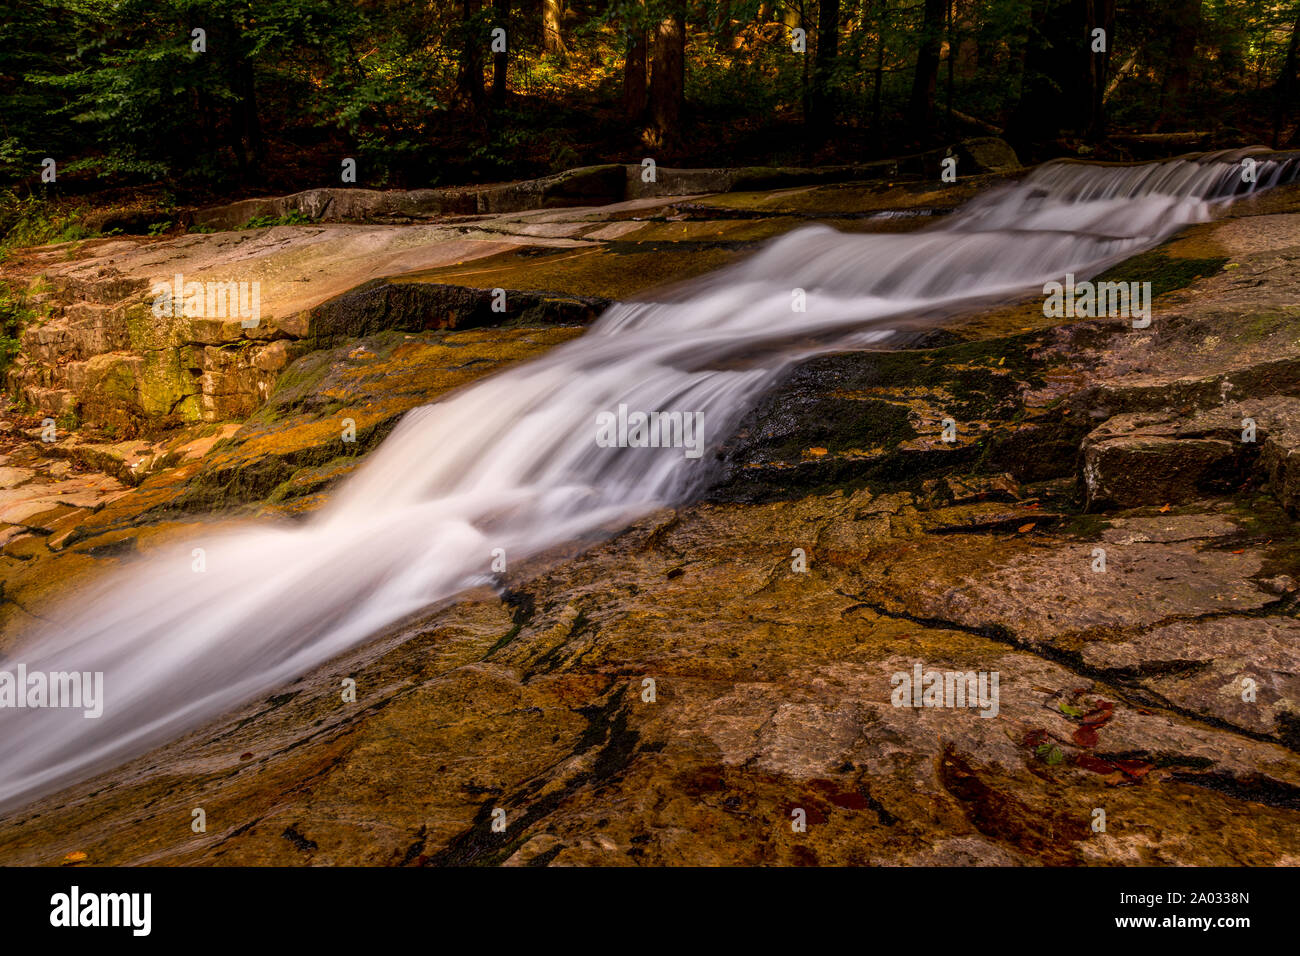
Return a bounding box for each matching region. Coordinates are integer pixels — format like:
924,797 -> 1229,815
1,489 -> 1296,866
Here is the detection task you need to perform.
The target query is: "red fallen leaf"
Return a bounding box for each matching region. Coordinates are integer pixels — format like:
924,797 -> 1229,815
1081,701 -> 1115,726
1115,759 -> 1152,779
1231,549 -> 1245,555
239,752 -> 254,761
1073,753 -> 1117,775
1023,729 -> 1048,748
1072,726 -> 1100,747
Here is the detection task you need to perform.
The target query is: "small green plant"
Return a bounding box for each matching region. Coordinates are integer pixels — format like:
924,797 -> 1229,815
0,281 -> 34,379
0,192 -> 91,253
147,220 -> 173,236
239,210 -> 313,229
56,406 -> 81,433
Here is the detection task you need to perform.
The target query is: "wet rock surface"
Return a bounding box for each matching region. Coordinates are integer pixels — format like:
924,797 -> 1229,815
0,170 -> 1298,867
5,179 -> 965,429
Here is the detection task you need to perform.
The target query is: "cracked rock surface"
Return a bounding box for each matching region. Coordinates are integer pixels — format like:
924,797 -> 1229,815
1,177 -> 1299,866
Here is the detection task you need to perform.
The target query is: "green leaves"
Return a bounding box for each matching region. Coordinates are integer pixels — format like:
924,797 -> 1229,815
1035,742 -> 1066,765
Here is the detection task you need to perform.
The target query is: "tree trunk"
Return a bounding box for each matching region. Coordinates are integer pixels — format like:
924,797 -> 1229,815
871,0 -> 886,148
457,0 -> 486,112
649,1 -> 686,149
809,0 -> 840,135
492,0 -> 509,108
1086,0 -> 1115,139
1161,0 -> 1200,129
623,12 -> 649,120
715,0 -> 734,51
218,16 -> 262,185
1007,0 -> 1091,149
543,0 -> 565,56
944,0 -> 954,135
908,0 -> 945,142
1274,6 -> 1300,147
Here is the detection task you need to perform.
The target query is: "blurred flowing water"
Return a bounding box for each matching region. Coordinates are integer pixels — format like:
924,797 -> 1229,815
1,149 -> 1295,809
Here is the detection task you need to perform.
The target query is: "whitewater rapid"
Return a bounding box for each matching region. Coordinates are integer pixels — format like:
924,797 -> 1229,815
0,148 -> 1295,809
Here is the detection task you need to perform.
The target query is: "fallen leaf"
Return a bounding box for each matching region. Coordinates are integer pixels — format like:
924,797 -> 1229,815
1059,702 -> 1083,717
1115,759 -> 1153,780
1074,754 -> 1117,775
1018,522 -> 1036,533
1081,706 -> 1114,728
1158,503 -> 1172,513
1072,726 -> 1099,747
62,851 -> 87,864
1231,549 -> 1245,555
807,447 -> 828,457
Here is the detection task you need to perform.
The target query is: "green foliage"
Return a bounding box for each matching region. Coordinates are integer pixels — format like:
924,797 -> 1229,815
239,210 -> 313,229
1035,742 -> 1066,765
0,281 -> 35,379
0,191 -> 92,254
1,0 -> 1297,195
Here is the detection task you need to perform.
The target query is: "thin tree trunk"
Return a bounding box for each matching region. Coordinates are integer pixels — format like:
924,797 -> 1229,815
810,0 -> 840,135
624,11 -> 649,120
715,0 -> 734,51
871,0 -> 886,149
944,0 -> 954,135
1161,0 -> 1200,129
1087,0 -> 1115,139
543,0 -> 565,56
649,0 -> 686,149
492,0 -> 509,108
1274,6 -> 1300,147
219,16 -> 261,185
457,0 -> 486,112
908,0 -> 944,142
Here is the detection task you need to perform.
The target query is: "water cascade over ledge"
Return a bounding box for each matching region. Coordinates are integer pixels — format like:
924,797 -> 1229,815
1,149 -> 1296,809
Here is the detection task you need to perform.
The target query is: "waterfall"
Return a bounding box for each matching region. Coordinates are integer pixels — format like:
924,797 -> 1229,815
0,149 -> 1294,810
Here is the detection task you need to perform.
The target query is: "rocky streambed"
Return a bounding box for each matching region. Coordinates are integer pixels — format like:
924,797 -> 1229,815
1,162 -> 1299,865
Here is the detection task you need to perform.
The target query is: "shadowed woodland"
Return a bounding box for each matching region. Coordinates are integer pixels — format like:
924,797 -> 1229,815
1,0 -> 1299,202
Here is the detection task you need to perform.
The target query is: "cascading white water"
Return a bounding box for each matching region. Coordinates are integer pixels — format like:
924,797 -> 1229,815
0,149 -> 1295,810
